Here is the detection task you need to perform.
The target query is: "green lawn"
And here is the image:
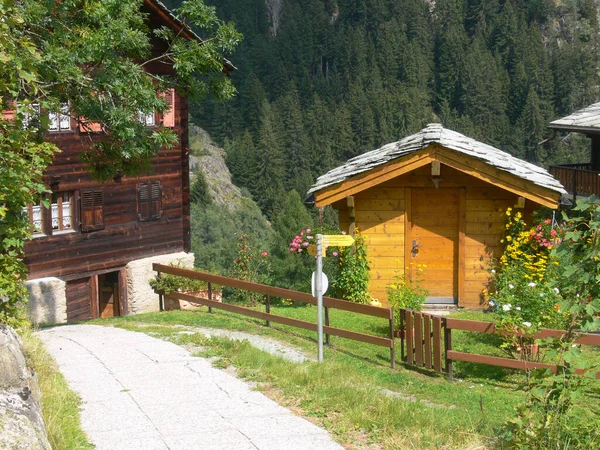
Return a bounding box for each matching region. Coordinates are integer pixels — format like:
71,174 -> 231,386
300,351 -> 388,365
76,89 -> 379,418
96,305 -> 534,449
91,302 -> 600,449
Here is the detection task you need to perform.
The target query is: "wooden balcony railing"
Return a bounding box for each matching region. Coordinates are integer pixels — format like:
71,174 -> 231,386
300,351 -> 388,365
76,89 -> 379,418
549,163 -> 600,198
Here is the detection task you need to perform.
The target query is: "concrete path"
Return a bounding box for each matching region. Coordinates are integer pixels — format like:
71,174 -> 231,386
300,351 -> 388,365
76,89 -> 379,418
38,325 -> 344,450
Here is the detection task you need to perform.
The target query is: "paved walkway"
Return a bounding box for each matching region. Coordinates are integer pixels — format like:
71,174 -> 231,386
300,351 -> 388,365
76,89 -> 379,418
38,325 -> 344,450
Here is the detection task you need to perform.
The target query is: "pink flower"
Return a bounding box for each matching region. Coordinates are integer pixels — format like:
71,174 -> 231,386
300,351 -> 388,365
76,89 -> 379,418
289,247 -> 295,252
297,249 -> 302,253
261,251 -> 268,257
306,228 -> 311,233
303,242 -> 309,247
307,236 -> 314,240
333,251 -> 338,257
341,231 -> 346,235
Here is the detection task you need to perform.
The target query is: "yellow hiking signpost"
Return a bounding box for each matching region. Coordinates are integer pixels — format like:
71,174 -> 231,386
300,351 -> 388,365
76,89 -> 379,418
314,233 -> 355,362
322,234 -> 355,247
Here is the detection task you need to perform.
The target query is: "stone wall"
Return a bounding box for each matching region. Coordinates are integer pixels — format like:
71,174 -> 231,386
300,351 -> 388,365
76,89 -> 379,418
0,325 -> 51,450
26,277 -> 67,325
126,252 -> 195,314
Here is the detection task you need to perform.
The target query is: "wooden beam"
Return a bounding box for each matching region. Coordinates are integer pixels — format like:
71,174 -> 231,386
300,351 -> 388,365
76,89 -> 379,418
516,196 -> 525,209
434,146 -> 560,208
458,187 -> 466,306
347,196 -> 356,237
314,149 -> 433,206
431,161 -> 441,176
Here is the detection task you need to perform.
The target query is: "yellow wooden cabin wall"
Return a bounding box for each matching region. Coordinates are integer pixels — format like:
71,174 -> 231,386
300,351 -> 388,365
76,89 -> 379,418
336,163 -> 538,309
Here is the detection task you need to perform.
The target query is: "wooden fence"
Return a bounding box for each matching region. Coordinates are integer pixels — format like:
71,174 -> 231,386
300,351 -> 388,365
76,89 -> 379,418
153,263 -> 396,367
400,309 -> 600,380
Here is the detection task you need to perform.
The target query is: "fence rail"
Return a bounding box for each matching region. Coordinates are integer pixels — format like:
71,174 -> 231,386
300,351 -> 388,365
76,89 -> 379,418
153,264 -> 396,367
400,309 -> 600,380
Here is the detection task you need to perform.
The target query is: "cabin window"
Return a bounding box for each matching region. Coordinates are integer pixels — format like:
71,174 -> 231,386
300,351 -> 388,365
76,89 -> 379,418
22,191 -> 75,236
80,189 -> 104,232
138,181 -> 162,221
51,192 -> 74,232
23,202 -> 44,235
48,103 -> 71,131
21,103 -> 40,129
138,110 -> 156,127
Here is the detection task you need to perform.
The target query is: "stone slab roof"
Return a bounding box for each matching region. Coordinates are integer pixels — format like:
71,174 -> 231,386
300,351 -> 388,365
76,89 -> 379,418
549,102 -> 600,133
307,123 -> 566,199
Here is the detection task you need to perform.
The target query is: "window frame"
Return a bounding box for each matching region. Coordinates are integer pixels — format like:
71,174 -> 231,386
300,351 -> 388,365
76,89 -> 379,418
137,181 -> 163,222
23,190 -> 78,237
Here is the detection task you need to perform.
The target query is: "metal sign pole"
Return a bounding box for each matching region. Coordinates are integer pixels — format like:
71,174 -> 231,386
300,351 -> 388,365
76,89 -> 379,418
316,234 -> 324,362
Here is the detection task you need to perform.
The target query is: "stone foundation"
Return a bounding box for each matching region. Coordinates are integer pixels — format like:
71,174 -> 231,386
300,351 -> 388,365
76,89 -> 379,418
126,252 -> 195,314
26,278 -> 67,325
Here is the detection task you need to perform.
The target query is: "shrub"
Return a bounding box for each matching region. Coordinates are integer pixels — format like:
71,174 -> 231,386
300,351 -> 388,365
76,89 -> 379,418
386,263 -> 428,327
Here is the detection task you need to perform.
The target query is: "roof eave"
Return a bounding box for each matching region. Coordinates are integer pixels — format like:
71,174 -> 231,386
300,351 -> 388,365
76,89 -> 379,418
548,123 -> 600,135
144,0 -> 236,74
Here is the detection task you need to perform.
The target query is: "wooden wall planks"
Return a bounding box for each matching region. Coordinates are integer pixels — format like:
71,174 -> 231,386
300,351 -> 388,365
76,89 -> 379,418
25,89 -> 188,280
335,163 -> 542,308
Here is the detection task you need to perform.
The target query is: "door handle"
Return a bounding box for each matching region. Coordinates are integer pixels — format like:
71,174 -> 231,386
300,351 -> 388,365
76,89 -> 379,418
412,239 -> 422,257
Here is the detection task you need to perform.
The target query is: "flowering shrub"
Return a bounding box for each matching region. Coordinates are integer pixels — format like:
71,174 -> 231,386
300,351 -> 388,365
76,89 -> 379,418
499,208 -> 563,282
331,229 -> 371,303
231,235 -> 272,305
289,228 -> 371,303
386,262 -> 428,327
501,197 -> 600,448
489,208 -> 568,358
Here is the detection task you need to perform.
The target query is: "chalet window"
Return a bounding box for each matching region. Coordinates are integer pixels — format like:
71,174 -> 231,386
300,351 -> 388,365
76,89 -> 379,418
21,103 -> 40,129
51,192 -> 74,232
23,202 -> 44,235
138,181 -> 162,221
22,191 -> 75,236
49,103 -> 71,131
80,189 -> 104,232
138,110 -> 156,127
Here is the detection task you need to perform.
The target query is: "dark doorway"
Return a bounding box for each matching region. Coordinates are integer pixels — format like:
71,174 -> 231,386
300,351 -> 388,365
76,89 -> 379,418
98,271 -> 120,318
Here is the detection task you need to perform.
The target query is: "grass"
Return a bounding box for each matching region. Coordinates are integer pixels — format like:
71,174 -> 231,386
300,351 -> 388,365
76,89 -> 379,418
91,304 -> 600,449
95,306 -> 528,449
20,329 -> 93,450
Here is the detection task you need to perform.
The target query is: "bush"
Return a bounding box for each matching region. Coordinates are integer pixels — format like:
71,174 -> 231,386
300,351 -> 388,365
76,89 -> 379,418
386,262 -> 428,327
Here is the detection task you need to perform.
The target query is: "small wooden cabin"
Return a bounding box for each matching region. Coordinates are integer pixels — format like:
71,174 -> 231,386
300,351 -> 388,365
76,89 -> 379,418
307,123 -> 566,308
19,0 -> 233,324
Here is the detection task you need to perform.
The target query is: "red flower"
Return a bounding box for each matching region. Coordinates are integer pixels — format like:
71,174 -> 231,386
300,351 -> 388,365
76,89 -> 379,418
261,251 -> 268,257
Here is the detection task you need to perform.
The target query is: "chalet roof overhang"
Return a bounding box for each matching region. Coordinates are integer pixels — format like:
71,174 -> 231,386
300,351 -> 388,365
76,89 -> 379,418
548,101 -> 600,135
307,123 -> 566,209
144,0 -> 236,74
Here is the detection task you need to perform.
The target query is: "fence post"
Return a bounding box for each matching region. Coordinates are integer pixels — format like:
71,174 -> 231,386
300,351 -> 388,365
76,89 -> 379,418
207,282 -> 213,314
265,294 -> 271,327
389,307 -> 395,369
444,318 -> 453,381
324,306 -> 330,346
157,271 -> 164,311
400,309 -> 405,362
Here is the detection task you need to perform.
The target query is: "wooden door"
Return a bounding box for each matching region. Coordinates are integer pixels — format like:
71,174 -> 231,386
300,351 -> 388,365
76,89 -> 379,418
66,277 -> 93,322
410,188 -> 459,304
98,272 -> 120,318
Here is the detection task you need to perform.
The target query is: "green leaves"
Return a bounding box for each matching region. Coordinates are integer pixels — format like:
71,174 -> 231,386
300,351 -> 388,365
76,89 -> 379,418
0,0 -> 240,325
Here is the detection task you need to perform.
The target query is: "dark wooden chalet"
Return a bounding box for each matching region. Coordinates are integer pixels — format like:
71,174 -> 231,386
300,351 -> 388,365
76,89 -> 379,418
307,124 -> 566,309
18,0 -> 229,324
548,102 -> 600,199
